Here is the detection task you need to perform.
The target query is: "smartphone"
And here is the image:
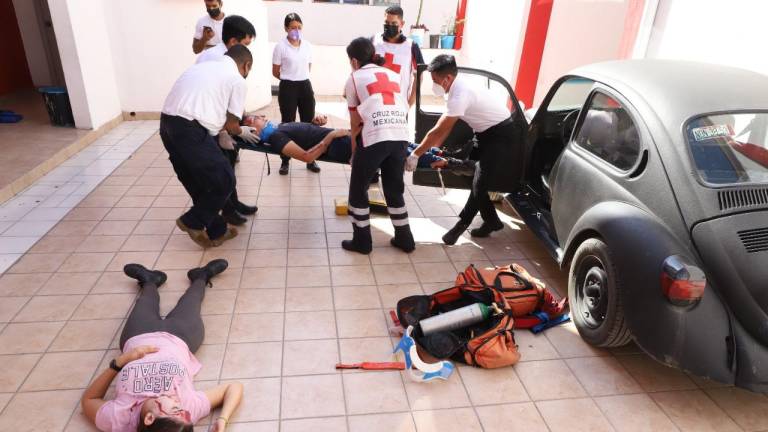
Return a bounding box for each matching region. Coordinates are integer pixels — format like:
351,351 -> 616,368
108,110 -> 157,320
203,26 -> 212,33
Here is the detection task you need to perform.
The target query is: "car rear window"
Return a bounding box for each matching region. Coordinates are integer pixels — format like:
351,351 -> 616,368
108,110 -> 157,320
687,113 -> 768,185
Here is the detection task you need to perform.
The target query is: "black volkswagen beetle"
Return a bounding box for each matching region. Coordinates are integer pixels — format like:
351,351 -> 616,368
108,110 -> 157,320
413,60 -> 768,391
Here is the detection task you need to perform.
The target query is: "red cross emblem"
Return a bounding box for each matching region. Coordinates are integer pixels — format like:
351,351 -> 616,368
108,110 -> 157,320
382,53 -> 401,74
366,72 -> 401,105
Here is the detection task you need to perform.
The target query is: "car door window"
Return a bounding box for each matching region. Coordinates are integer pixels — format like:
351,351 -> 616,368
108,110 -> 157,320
574,92 -> 641,171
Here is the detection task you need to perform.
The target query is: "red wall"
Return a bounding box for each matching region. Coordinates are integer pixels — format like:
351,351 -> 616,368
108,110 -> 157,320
0,0 -> 33,96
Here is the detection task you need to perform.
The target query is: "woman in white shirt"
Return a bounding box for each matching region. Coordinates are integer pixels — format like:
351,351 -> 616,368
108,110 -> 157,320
272,13 -> 320,175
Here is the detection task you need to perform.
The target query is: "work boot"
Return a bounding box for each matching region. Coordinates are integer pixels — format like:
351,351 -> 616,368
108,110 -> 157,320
124,264 -> 167,288
470,220 -> 504,238
235,201 -> 258,215
187,259 -> 229,283
341,226 -> 372,255
210,227 -> 238,247
306,161 -> 321,173
176,218 -> 213,248
390,226 -> 415,253
279,159 -> 290,175
442,222 -> 469,245
223,211 -> 247,226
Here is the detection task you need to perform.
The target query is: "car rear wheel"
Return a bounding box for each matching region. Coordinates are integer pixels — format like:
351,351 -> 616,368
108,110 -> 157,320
568,238 -> 632,347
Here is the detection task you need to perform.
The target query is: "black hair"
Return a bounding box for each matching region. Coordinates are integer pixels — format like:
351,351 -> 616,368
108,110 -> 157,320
137,417 -> 194,432
222,15 -> 256,44
284,12 -> 303,28
385,5 -> 404,19
428,54 -> 458,76
225,44 -> 253,65
346,37 -> 385,68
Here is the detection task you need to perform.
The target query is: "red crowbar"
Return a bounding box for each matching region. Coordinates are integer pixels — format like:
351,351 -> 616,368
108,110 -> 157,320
335,362 -> 406,370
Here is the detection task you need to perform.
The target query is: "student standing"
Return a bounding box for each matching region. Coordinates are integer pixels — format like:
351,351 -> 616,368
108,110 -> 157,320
272,13 -> 320,175
373,5 -> 424,107
342,37 -> 415,254
192,0 -> 225,54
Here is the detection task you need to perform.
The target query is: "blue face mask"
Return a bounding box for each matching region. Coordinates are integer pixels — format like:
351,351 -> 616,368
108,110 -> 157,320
260,121 -> 276,142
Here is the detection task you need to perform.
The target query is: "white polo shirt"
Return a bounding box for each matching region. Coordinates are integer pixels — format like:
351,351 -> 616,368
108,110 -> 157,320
196,42 -> 227,64
162,56 -> 247,136
194,15 -> 224,48
446,75 -> 511,133
272,37 -> 312,82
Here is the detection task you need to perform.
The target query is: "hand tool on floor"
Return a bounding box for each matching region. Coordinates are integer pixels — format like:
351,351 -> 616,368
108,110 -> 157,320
335,362 -> 406,370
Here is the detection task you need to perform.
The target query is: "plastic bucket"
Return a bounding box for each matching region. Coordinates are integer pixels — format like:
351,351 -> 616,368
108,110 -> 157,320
440,35 -> 455,49
38,86 -> 75,127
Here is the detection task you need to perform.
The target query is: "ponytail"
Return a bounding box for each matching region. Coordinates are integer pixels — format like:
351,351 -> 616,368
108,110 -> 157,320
346,37 -> 381,68
371,53 -> 385,67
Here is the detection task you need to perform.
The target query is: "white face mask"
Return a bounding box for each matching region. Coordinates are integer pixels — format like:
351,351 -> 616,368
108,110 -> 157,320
432,82 -> 446,97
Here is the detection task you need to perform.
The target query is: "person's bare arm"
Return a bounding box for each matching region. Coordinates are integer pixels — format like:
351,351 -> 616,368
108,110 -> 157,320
205,382 -> 244,432
223,113 -> 245,136
272,64 -> 281,80
412,114 -> 459,156
408,71 -> 418,107
193,27 -> 215,54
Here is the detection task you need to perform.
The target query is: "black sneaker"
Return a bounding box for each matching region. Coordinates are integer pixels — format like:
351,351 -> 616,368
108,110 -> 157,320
235,201 -> 258,215
124,264 -> 167,287
223,211 -> 247,226
187,259 -> 229,282
470,220 -> 504,238
279,160 -> 289,175
442,222 -> 469,245
306,161 -> 321,173
341,239 -> 372,255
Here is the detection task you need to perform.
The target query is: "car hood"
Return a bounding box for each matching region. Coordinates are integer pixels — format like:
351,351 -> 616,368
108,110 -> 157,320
692,210 -> 768,346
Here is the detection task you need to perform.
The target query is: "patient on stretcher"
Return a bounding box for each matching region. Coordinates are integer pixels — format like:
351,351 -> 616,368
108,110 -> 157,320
240,114 -> 455,169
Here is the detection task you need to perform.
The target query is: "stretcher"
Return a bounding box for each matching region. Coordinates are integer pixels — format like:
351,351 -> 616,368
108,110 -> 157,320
236,140 -> 348,165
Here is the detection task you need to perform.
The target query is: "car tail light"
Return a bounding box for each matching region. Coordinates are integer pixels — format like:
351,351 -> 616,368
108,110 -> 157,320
661,255 -> 706,306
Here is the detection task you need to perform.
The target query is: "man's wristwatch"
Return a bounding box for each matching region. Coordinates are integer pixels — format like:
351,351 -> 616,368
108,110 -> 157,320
109,359 -> 123,372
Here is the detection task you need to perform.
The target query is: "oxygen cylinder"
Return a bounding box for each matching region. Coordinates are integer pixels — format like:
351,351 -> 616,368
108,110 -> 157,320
420,303 -> 491,336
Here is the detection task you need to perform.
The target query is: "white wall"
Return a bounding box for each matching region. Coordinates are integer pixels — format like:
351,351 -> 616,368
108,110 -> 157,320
12,0 -> 54,87
264,0 -> 457,46
645,0 -> 768,76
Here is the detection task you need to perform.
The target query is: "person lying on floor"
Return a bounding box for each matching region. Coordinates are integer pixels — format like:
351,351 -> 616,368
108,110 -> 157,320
240,114 -> 455,168
81,260 -> 242,432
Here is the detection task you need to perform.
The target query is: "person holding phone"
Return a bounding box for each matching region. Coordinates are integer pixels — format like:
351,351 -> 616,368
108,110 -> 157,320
193,0 -> 226,54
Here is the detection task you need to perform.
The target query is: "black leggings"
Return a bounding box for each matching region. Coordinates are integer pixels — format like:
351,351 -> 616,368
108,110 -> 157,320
119,279 -> 206,353
278,79 -> 315,164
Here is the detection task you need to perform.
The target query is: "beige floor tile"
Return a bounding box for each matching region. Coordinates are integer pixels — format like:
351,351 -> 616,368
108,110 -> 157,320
288,233 -> 327,249
245,249 -> 287,267
133,220 -> 175,235
93,272 -> 138,294
251,220 -> 289,234
286,266 -> 331,287
338,337 -> 394,368
459,365 -> 529,405
370,247 -> 412,265
413,262 -> 457,283
155,250 -> 203,270
337,309 -> 388,338
409,244 -> 449,263
544,323 -> 608,358
22,350 -> 103,391
0,297 -> 28,322
0,354 -> 40,392
411,407 -> 483,432
249,233 -> 289,251
344,371 -> 409,415
281,417 -> 347,432
210,267 -> 242,290
234,289 -> 285,314
651,389 -> 740,432
282,339 -> 339,376
476,402 -> 549,432
331,265 -> 376,286
106,251 -> 160,272
63,207 -> 110,220
328,248 -> 370,266
515,359 -> 587,400
193,344 -> 225,381
13,295 -> 84,322
566,356 -> 642,396
445,244 -> 489,262
284,311 -> 336,340
224,378 -> 281,422
285,287 -> 333,311
38,272 -> 101,295
536,398 -> 614,432
29,235 -> 86,253
72,293 -> 136,320
0,389 -> 81,432
59,252 -> 115,272
373,264 -> 418,284
281,374 -> 345,419
333,285 -> 382,310
402,368 -> 471,410
201,314 -> 233,345
201,249 -> 246,268
91,220 -> 139,236
705,387 -> 768,431
0,321 -> 64,354
225,421 -> 279,432
161,237 -> 200,254
48,220 -> 98,237
241,267 -> 286,289
8,253 -> 68,273
228,313 -> 283,343
617,354 -> 696,392
286,248 -> 328,267
0,273 -> 51,296
49,319 -> 122,352
688,373 -> 732,389
221,342 -> 282,379
514,330 -> 561,361
595,394 -> 678,432
348,413 -> 415,432
288,219 -> 325,234
377,283 -> 423,309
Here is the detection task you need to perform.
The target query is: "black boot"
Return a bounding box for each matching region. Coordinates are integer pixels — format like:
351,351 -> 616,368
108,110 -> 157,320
124,264 -> 167,287
306,161 -> 321,173
391,226 -> 415,253
341,226 -> 372,255
442,222 -> 469,245
235,201 -> 258,215
470,220 -> 504,238
279,159 -> 290,175
223,211 -> 247,226
187,259 -> 229,283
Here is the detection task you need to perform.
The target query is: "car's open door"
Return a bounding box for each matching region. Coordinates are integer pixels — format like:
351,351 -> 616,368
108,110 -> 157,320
412,64 -> 528,193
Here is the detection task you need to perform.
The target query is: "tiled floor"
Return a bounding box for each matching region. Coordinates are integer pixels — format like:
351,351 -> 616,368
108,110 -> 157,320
0,113 -> 767,431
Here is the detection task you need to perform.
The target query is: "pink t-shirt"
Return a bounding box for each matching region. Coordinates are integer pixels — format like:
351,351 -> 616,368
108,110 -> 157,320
95,332 -> 211,432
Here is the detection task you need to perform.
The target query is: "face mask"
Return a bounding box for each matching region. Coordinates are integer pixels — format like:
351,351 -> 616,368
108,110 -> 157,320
383,23 -> 400,39
432,82 -> 446,97
288,29 -> 301,41
260,121 -> 276,142
207,7 -> 220,18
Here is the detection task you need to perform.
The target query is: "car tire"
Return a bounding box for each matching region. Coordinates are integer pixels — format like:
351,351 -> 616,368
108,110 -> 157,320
568,238 -> 632,347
